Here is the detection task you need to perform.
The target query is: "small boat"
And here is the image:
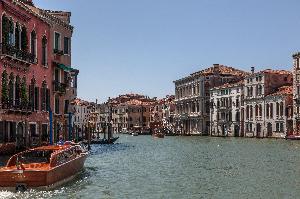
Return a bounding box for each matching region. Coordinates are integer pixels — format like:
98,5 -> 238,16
131,132 -> 139,136
0,143 -> 88,191
285,135 -> 300,140
153,133 -> 164,138
90,137 -> 119,144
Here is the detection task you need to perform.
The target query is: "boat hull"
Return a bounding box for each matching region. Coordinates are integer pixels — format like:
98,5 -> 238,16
0,153 -> 87,191
152,134 -> 164,138
90,137 -> 119,144
286,135 -> 300,140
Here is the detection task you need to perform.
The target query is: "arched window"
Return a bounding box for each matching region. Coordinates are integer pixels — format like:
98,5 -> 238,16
29,78 -> 35,111
21,26 -> 28,51
270,103 -> 273,118
41,80 -> 47,111
259,104 -> 262,117
30,30 -> 37,57
266,104 -> 269,118
8,18 -> 14,46
255,105 -> 258,117
42,36 -> 47,66
276,102 -> 279,116
15,23 -> 20,49
2,14 -> 9,44
280,102 -> 284,116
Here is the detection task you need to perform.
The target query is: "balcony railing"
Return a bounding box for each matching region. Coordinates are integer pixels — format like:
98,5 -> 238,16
0,43 -> 36,64
53,49 -> 64,55
53,81 -> 67,94
2,100 -> 33,113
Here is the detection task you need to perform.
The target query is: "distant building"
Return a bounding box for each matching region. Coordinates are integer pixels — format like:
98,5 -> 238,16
150,95 -> 175,132
210,80 -> 244,137
264,86 -> 293,138
72,98 -> 92,140
243,69 -> 292,138
293,52 -> 300,133
174,64 -> 248,135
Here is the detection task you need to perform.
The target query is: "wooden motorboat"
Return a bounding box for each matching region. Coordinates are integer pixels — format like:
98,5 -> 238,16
90,136 -> 119,144
0,143 -> 88,191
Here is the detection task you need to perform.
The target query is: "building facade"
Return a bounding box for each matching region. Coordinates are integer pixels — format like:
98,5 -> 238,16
210,81 -> 244,137
0,0 -> 78,153
174,64 -> 248,135
243,69 -> 292,138
293,52 -> 300,133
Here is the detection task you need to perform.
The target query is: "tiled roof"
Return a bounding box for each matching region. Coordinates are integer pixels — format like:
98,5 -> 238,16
71,98 -> 90,106
253,69 -> 292,75
212,79 -> 244,90
18,1 -> 74,31
192,64 -> 249,77
267,85 -> 293,97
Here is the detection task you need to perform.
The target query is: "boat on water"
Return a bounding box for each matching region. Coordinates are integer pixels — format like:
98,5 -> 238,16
153,133 -> 164,138
131,132 -> 139,136
0,143 -> 88,191
285,135 -> 300,140
90,136 -> 119,144
152,129 -> 165,138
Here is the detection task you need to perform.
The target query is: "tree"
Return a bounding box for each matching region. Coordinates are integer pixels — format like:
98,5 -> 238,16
21,76 -> 28,108
1,70 -> 8,105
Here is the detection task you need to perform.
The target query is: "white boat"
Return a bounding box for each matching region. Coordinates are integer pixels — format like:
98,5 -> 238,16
131,132 -> 139,136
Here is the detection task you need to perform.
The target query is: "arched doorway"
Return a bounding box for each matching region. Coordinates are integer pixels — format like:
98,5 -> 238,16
16,122 -> 25,150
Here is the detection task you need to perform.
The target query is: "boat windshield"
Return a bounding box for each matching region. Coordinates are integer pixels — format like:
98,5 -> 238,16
19,150 -> 53,164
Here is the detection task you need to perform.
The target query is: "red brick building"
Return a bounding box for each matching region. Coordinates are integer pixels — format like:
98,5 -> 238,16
0,0 -> 78,153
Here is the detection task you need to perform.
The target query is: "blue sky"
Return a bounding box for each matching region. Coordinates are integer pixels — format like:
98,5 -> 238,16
35,0 -> 300,102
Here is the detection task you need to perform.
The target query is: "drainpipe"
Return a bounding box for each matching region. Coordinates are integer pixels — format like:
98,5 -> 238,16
49,109 -> 53,145
68,112 -> 72,141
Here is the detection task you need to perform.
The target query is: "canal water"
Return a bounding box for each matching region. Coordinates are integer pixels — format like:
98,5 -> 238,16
1,135 -> 300,199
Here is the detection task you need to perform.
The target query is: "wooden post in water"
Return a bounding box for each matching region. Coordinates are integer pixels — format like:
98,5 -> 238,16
88,123 -> 91,151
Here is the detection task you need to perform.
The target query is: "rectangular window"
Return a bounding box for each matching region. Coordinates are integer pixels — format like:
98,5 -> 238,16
30,124 -> 37,137
64,100 -> 69,114
41,124 -> 48,142
34,87 -> 39,111
64,37 -> 70,54
54,32 -> 61,50
46,89 -> 50,111
55,97 -> 60,114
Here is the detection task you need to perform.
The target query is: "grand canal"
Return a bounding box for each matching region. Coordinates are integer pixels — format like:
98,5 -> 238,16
1,135 -> 300,199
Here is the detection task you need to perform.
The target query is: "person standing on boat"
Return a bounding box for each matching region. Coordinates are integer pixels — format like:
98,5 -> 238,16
57,134 -> 65,145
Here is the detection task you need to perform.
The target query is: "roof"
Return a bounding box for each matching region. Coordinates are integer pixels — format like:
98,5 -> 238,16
267,85 -> 293,97
250,69 -> 292,76
19,1 -> 74,31
71,98 -> 90,106
192,64 -> 249,77
211,79 -> 244,90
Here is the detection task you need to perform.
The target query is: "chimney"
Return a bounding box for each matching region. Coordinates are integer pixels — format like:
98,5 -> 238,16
251,67 -> 255,74
213,64 -> 220,73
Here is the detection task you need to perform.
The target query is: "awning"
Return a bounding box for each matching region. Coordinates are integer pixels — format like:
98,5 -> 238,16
55,62 -> 75,72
